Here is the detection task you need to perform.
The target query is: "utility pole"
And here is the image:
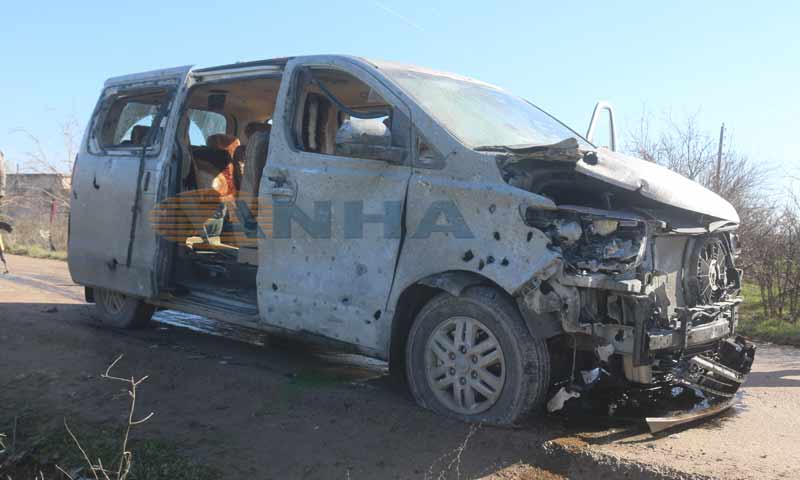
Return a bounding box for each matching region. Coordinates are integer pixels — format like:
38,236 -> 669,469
715,123 -> 725,192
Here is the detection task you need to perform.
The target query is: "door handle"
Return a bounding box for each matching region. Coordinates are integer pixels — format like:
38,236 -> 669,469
265,175 -> 296,201
267,175 -> 287,186
269,186 -> 295,197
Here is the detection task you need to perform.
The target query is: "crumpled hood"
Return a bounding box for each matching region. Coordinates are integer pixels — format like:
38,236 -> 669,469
576,148 -> 740,224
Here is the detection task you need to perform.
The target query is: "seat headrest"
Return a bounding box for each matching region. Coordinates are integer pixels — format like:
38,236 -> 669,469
206,134 -> 240,159
245,122 -> 271,139
192,147 -> 232,175
234,145 -> 247,163
131,125 -> 151,145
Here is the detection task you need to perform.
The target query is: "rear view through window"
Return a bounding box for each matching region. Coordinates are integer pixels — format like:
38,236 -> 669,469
188,108 -> 227,146
91,88 -> 171,151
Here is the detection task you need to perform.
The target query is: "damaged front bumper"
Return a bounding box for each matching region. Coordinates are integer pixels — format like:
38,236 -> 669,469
517,206 -> 756,425
543,331 -> 755,432
673,335 -> 756,397
598,296 -> 747,374
643,335 -> 754,433
645,396 -> 736,433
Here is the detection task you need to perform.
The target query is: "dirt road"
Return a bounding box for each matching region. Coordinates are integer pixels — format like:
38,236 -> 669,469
1,254 -> 798,479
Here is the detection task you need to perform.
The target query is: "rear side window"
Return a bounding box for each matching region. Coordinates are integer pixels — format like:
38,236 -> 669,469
90,87 -> 171,153
188,109 -> 227,146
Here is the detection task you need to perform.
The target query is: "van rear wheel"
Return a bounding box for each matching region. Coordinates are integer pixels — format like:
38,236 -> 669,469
405,286 -> 550,426
94,288 -> 154,329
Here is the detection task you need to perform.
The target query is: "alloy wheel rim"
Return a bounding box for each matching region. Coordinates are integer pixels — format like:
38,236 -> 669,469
101,289 -> 126,314
424,316 -> 506,414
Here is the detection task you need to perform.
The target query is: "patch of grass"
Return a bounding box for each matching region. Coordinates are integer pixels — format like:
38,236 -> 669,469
253,369 -> 346,418
1,420 -> 216,480
32,423 -> 120,472
737,316 -> 800,346
739,282 -> 763,318
737,282 -> 800,346
288,368 -> 346,387
5,243 -> 67,261
126,439 -> 218,480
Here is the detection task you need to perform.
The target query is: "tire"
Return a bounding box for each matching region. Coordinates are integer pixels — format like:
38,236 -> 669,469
405,286 -> 550,426
94,288 -> 155,329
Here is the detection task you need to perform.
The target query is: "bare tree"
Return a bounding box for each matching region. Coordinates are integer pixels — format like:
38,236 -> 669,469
627,112 -> 715,182
626,112 -> 800,322
745,187 -> 800,322
10,116 -> 79,175
626,111 -> 768,217
57,355 -> 154,480
626,111 -> 767,205
2,117 -> 79,252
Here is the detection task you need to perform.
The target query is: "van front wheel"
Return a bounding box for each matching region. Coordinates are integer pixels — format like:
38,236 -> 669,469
405,286 -> 550,426
94,288 -> 154,329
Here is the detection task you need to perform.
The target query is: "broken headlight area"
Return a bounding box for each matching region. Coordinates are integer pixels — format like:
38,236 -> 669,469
524,208 -> 647,275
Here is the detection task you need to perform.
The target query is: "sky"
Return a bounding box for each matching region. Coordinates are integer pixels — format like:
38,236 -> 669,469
0,0 -> 797,192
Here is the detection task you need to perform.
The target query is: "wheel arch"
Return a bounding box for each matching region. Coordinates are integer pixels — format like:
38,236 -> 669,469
387,269 -> 566,381
387,270 -> 506,379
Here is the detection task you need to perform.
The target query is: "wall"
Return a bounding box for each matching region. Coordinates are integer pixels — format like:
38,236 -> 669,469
1,173 -> 71,251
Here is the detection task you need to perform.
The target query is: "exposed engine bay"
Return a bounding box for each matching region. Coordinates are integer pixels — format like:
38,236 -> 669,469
525,207 -> 646,275
495,140 -> 756,429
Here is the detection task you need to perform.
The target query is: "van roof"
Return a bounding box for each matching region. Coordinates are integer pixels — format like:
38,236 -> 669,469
193,57 -> 294,73
103,55 -> 492,90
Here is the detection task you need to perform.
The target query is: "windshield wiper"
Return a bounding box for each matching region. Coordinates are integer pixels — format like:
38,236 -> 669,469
474,145 -> 513,152
475,138 -> 584,163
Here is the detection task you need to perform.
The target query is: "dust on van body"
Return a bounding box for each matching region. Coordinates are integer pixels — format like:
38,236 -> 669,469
69,56 -> 755,425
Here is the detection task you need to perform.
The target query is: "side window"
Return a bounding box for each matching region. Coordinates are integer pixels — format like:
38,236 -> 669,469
91,88 -> 171,152
292,68 -> 407,163
188,109 -> 227,146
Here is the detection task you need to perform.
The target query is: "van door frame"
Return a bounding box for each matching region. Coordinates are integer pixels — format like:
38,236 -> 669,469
257,56 -> 413,356
164,67 -> 286,264
68,66 -> 192,299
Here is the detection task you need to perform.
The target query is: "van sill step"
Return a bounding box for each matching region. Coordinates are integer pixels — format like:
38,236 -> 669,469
151,292 -> 259,323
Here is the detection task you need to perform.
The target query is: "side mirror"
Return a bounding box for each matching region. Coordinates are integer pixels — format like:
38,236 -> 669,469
586,101 -> 617,152
335,118 -> 406,164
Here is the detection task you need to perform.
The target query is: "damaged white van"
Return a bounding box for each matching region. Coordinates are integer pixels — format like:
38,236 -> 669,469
68,55 -> 755,425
